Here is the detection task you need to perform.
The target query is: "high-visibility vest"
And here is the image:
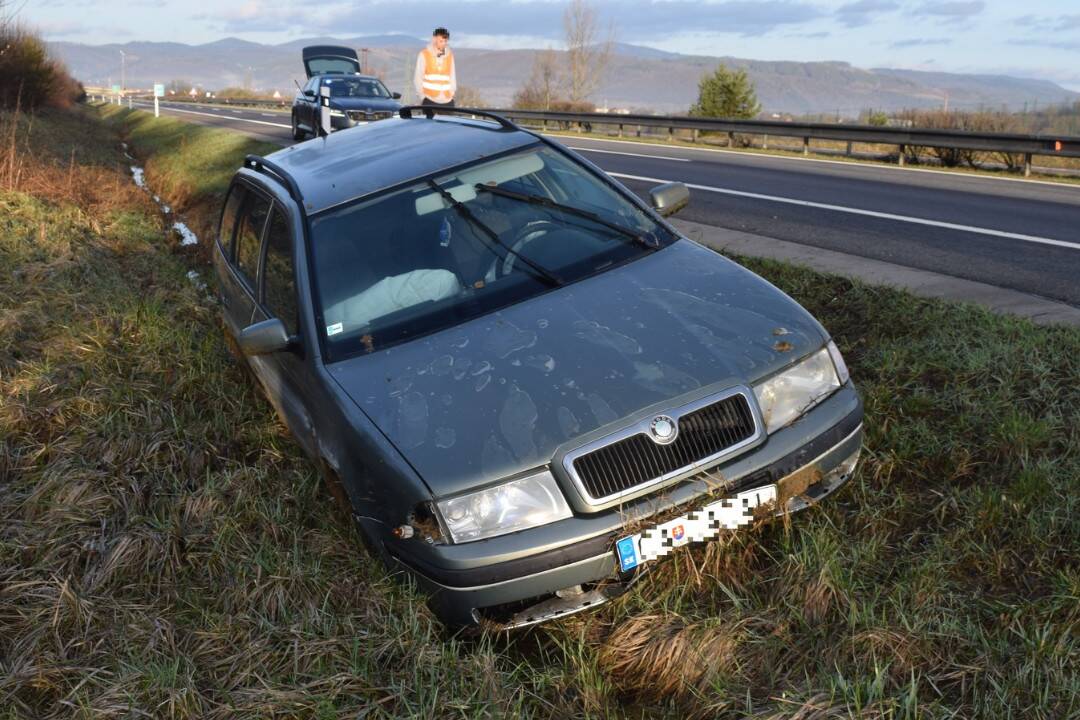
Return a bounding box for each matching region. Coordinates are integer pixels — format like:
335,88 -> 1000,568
421,48 -> 454,102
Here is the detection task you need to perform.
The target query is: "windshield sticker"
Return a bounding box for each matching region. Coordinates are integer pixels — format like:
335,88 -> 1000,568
326,322 -> 344,337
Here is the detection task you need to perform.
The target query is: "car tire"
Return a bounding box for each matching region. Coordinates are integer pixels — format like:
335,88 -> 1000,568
291,112 -> 306,141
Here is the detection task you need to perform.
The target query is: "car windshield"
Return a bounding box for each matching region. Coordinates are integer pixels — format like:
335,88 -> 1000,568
321,77 -> 391,99
310,144 -> 675,359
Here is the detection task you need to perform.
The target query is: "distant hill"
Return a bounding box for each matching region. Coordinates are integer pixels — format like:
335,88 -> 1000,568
51,37 -> 1079,115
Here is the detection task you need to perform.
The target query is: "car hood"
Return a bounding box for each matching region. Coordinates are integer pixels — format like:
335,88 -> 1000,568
328,239 -> 828,498
330,97 -> 401,112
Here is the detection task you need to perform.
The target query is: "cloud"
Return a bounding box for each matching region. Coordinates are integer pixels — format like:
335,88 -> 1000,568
911,1 -> 985,22
198,1 -> 826,40
1012,13 -> 1080,32
889,37 -> 951,48
835,0 -> 899,28
35,18 -> 133,38
1011,38 -> 1080,52
1055,14 -> 1080,31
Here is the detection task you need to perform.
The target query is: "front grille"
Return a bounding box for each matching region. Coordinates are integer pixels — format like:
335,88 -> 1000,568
347,110 -> 393,122
571,393 -> 757,502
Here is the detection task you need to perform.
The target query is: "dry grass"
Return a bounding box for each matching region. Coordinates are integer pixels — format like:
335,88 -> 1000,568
2,102 -> 1078,718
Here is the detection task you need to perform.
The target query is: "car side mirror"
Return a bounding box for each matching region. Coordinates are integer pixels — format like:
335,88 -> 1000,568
238,318 -> 291,355
391,92 -> 402,100
649,182 -> 690,217
304,89 -> 316,98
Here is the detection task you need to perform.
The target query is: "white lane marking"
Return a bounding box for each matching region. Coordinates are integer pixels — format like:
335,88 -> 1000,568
140,103 -> 290,129
231,109 -> 242,114
555,133 -> 1080,191
611,171 -> 1080,251
565,146 -> 690,162
261,113 -> 276,117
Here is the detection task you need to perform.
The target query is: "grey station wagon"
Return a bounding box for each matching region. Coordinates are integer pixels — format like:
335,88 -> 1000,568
214,107 -> 863,629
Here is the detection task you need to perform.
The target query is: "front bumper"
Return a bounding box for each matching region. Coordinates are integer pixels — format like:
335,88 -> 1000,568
393,384 -> 863,628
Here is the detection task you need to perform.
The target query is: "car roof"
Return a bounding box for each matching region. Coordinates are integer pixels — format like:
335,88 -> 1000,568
260,116 -> 540,215
313,73 -> 383,82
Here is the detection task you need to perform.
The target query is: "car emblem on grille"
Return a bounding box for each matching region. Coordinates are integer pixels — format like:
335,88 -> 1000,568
649,415 -> 678,445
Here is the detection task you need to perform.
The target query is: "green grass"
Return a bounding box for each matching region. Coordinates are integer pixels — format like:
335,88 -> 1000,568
1,104 -> 1077,718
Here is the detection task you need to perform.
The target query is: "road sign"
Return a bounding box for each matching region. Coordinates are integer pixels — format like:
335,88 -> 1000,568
153,84 -> 165,98
111,84 -> 120,92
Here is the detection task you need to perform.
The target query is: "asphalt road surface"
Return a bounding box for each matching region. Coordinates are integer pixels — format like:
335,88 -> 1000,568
131,99 -> 1080,306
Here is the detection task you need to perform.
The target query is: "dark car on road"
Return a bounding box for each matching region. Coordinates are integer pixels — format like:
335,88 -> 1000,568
214,107 -> 863,629
291,45 -> 401,140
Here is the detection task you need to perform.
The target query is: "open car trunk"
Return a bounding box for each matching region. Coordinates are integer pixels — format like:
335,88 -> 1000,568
302,45 -> 361,78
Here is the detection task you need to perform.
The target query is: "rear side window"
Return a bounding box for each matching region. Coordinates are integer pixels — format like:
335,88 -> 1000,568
218,185 -> 245,259
235,192 -> 272,288
263,210 -> 298,335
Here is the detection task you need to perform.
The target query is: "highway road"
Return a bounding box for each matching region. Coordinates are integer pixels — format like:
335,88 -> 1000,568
132,99 -> 1080,306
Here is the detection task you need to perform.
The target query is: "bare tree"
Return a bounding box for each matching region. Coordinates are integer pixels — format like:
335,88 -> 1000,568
562,0 -> 613,104
513,48 -> 561,110
455,85 -> 487,108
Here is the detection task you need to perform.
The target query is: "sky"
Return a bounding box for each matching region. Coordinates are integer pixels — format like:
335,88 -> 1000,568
21,0 -> 1080,90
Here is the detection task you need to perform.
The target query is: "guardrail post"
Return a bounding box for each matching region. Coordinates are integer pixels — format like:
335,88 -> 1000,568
667,127 -> 674,143
1023,153 -> 1032,177
636,125 -> 641,138
898,144 -> 906,167
617,123 -> 623,138
691,128 -> 698,143
845,141 -> 853,156
803,137 -> 810,156
762,134 -> 768,150
728,131 -> 735,148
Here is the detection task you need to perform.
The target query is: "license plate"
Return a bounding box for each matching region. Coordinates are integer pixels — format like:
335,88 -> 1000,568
615,484 -> 777,571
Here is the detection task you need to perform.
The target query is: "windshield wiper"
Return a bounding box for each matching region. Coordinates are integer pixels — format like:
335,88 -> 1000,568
474,184 -> 660,253
427,180 -> 563,288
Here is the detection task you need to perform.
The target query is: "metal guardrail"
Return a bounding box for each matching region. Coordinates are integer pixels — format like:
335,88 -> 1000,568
97,93 -> 1080,175
482,108 -> 1080,175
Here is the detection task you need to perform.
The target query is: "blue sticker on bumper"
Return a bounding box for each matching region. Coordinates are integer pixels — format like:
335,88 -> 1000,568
616,536 -> 639,571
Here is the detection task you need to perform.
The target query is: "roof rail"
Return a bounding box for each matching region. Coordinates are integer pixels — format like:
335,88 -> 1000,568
397,105 -> 520,131
244,154 -> 305,206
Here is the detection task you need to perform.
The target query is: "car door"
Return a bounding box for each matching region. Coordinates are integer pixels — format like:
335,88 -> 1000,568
305,78 -> 320,131
217,180 -> 272,338
246,202 -> 318,455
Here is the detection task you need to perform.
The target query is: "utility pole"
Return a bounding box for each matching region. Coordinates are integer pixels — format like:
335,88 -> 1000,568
120,50 -> 126,92
361,48 -> 370,75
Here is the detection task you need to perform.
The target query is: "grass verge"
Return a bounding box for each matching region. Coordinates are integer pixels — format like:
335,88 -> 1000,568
1,103 -> 1077,718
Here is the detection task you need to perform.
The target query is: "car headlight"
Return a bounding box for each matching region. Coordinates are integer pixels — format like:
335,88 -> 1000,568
753,347 -> 841,434
436,469 -> 572,544
328,109 -> 345,117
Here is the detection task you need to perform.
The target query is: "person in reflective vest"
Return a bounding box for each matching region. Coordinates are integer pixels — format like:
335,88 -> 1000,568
414,27 -> 457,107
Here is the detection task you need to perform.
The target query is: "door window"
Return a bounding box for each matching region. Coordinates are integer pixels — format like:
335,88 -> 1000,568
218,184 -> 245,259
262,209 -> 299,336
235,192 -> 272,289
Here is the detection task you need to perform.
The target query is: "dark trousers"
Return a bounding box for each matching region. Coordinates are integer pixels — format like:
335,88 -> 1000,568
419,97 -> 453,118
